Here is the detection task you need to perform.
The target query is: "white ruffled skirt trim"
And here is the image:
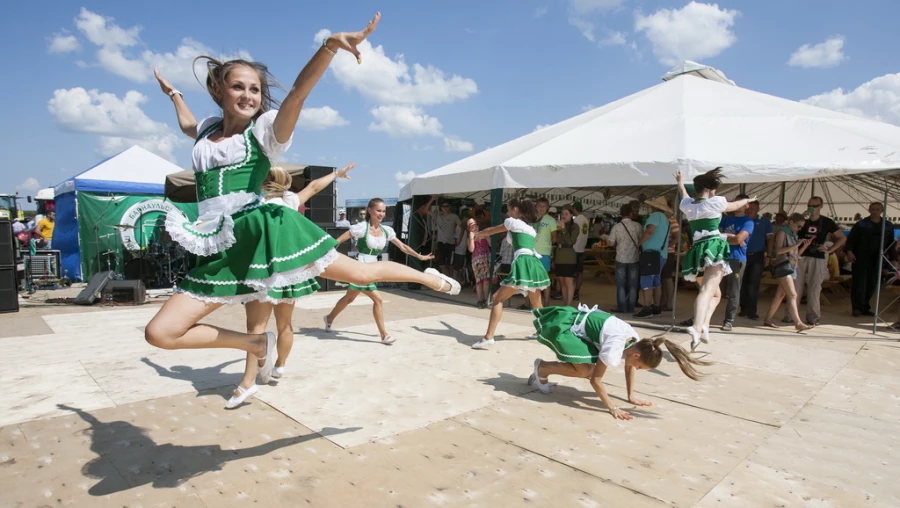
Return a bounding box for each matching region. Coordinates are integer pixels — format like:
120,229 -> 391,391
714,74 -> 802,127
164,192 -> 263,257
683,259 -> 732,282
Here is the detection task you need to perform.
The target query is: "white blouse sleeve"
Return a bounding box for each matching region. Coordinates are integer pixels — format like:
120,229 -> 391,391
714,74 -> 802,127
679,197 -> 693,213
709,196 -> 728,213
383,225 -> 397,242
597,317 -> 638,367
349,222 -> 367,239
195,116 -> 221,140
251,110 -> 292,159
283,191 -> 300,210
503,217 -> 537,235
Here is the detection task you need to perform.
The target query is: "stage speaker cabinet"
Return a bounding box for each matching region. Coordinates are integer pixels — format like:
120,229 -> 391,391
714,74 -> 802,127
0,220 -> 14,267
74,270 -> 117,305
315,227 -> 350,291
101,279 -> 146,304
303,165 -> 336,224
0,266 -> 18,313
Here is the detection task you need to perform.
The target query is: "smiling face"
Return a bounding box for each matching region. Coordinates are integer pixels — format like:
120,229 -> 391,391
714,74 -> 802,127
220,65 -> 262,121
368,201 -> 387,225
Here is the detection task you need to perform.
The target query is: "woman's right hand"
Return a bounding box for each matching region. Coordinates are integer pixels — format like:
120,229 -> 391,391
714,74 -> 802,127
673,171 -> 684,185
609,407 -> 633,421
153,67 -> 176,96
336,162 -> 356,180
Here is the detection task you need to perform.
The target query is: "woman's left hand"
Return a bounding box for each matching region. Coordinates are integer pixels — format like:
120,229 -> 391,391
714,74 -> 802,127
628,397 -> 653,407
419,254 -> 435,261
327,12 -> 381,64
336,162 -> 356,180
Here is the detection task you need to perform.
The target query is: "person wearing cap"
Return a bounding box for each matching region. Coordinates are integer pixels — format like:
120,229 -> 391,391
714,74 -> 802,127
335,209 -> 351,228
572,201 -> 589,300
633,197 -> 674,319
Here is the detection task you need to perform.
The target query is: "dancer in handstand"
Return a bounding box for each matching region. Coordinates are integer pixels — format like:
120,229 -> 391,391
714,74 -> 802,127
146,13 -> 460,383
529,304 -> 710,420
675,169 -> 755,350
471,198 -> 550,349
323,198 -> 435,344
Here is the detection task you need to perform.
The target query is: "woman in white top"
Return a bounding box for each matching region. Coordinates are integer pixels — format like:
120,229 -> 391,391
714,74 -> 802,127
324,198 -> 435,345
675,168 -> 756,350
228,164 -> 355,408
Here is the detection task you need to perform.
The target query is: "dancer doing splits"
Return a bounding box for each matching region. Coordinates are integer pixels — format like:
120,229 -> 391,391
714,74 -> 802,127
675,169 -> 755,350
471,198 -> 550,349
323,198 -> 435,345
145,13 -> 460,384
529,304 -> 709,420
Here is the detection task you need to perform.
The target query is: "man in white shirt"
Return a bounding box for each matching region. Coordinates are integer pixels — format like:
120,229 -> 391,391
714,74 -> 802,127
334,209 -> 351,228
606,204 -> 643,313
12,218 -> 25,234
572,201 -> 589,300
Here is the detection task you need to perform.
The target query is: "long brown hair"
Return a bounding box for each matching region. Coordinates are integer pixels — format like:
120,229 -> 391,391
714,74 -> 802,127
693,167 -> 725,193
633,335 -> 711,381
508,198 -> 538,224
194,56 -> 284,118
261,166 -> 292,199
560,204 -> 578,237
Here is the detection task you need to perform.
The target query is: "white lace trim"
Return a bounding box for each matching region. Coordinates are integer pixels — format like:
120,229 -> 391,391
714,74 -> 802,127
683,259 -> 732,282
501,279 -> 551,292
512,248 -> 542,263
176,279 -> 321,305
692,229 -> 728,242
182,249 -> 339,291
248,234 -> 332,269
165,193 -> 266,257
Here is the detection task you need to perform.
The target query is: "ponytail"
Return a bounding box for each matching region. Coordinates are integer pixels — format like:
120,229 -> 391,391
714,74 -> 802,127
635,334 -> 711,381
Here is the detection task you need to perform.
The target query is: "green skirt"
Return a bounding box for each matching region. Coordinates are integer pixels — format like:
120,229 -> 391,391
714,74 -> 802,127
176,203 -> 338,304
531,306 -> 599,364
681,236 -> 731,282
502,255 -> 551,291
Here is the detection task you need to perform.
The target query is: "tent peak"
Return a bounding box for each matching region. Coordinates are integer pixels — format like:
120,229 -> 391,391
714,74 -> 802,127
661,61 -> 735,86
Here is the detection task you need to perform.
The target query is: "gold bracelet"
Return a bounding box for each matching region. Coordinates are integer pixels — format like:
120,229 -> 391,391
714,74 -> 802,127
321,39 -> 336,55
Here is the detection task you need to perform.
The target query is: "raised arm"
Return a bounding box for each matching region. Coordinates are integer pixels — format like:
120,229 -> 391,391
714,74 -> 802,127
272,13 -> 381,144
417,195 -> 438,216
154,67 -> 198,139
390,237 -> 434,262
296,163 -> 355,205
475,223 -> 509,240
725,196 -> 756,213
589,362 -> 632,421
673,171 -> 690,200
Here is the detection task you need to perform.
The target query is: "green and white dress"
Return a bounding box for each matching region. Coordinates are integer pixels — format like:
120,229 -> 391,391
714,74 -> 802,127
502,217 -> 551,291
679,196 -> 732,282
532,304 -> 638,365
346,221 -> 395,291
164,110 -> 338,304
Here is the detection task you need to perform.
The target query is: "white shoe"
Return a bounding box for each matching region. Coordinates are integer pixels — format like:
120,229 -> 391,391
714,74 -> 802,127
225,384 -> 258,409
527,358 -> 550,394
687,326 -> 701,352
271,366 -> 285,379
381,335 -> 396,345
525,333 -> 538,340
471,338 -> 495,350
425,268 -> 461,296
700,326 -> 711,344
323,315 -> 332,332
258,331 -> 276,383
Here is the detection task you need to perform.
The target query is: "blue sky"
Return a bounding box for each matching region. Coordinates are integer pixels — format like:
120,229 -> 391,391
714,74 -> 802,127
3,1 -> 899,206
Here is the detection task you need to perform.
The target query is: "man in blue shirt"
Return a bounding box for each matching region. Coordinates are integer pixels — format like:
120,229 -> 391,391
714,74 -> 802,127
739,200 -> 773,320
718,194 -> 755,331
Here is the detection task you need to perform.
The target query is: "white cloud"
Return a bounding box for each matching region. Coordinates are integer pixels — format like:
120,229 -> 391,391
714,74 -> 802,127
47,87 -> 182,160
297,106 -> 349,130
369,105 -> 443,137
312,29 -> 332,48
534,6 -> 548,18
412,144 -> 434,151
64,9 -> 251,87
17,178 -> 41,193
568,17 -> 596,42
443,137 -> 474,152
326,38 -> 478,106
788,36 -> 846,69
634,2 -> 739,66
567,0 -> 625,43
534,124 -> 552,132
802,72 -> 900,126
47,31 -> 80,54
570,0 -> 624,14
395,170 -> 416,189
600,31 -> 627,46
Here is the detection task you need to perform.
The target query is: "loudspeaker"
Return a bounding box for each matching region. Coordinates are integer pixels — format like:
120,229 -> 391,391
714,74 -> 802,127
0,266 -> 18,313
315,227 -> 350,291
74,270 -> 117,305
0,220 -> 14,266
101,279 -> 146,304
302,166 -> 336,224
308,208 -> 335,223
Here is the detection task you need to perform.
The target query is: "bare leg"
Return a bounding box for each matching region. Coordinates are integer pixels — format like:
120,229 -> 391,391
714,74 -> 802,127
327,289 -> 361,325
527,289 -> 544,310
781,278 -> 811,330
562,277 -> 575,307
538,360 -> 593,379
484,286 -> 519,340
704,284 -> 722,332
692,265 -> 725,334
364,290 -> 389,339
273,302 -> 295,367
475,281 -> 487,302
321,254 -> 452,292
232,300 -> 275,393
765,284 -> 786,326
145,292 -> 268,355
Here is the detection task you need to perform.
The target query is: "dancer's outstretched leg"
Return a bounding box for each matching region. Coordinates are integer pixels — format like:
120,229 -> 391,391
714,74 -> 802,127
320,254 -> 458,294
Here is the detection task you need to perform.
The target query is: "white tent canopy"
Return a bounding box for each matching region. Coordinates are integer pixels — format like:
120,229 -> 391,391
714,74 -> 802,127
54,146 -> 184,196
400,63 -> 900,200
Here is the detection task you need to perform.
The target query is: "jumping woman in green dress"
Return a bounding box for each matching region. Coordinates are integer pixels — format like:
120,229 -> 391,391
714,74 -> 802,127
471,198 -> 551,350
144,13 -> 460,382
529,304 -> 709,420
675,169 -> 756,350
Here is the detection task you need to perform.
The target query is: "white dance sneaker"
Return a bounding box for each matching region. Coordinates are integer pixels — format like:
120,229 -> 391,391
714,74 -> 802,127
527,358 -> 550,394
425,268 -> 461,296
271,366 -> 285,379
225,385 -> 258,409
323,315 -> 332,332
471,338 -> 495,349
258,331 -> 276,383
687,326 -> 701,352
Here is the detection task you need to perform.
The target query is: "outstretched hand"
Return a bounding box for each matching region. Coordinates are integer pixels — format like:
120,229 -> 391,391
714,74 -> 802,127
153,67 -> 176,96
336,163 -> 356,180
327,12 -> 381,64
673,171 -> 684,185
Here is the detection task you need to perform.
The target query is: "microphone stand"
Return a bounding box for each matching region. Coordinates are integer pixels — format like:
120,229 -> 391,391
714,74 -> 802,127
93,194 -> 119,278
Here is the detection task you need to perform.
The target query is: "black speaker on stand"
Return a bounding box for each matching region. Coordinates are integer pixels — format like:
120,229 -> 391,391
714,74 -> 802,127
0,220 -> 18,313
303,166 -> 336,225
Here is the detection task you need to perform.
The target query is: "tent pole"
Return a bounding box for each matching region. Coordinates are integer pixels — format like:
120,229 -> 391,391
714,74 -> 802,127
778,182 -> 786,212
873,183 -> 890,334
671,189 -> 683,328
488,188 -> 504,305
